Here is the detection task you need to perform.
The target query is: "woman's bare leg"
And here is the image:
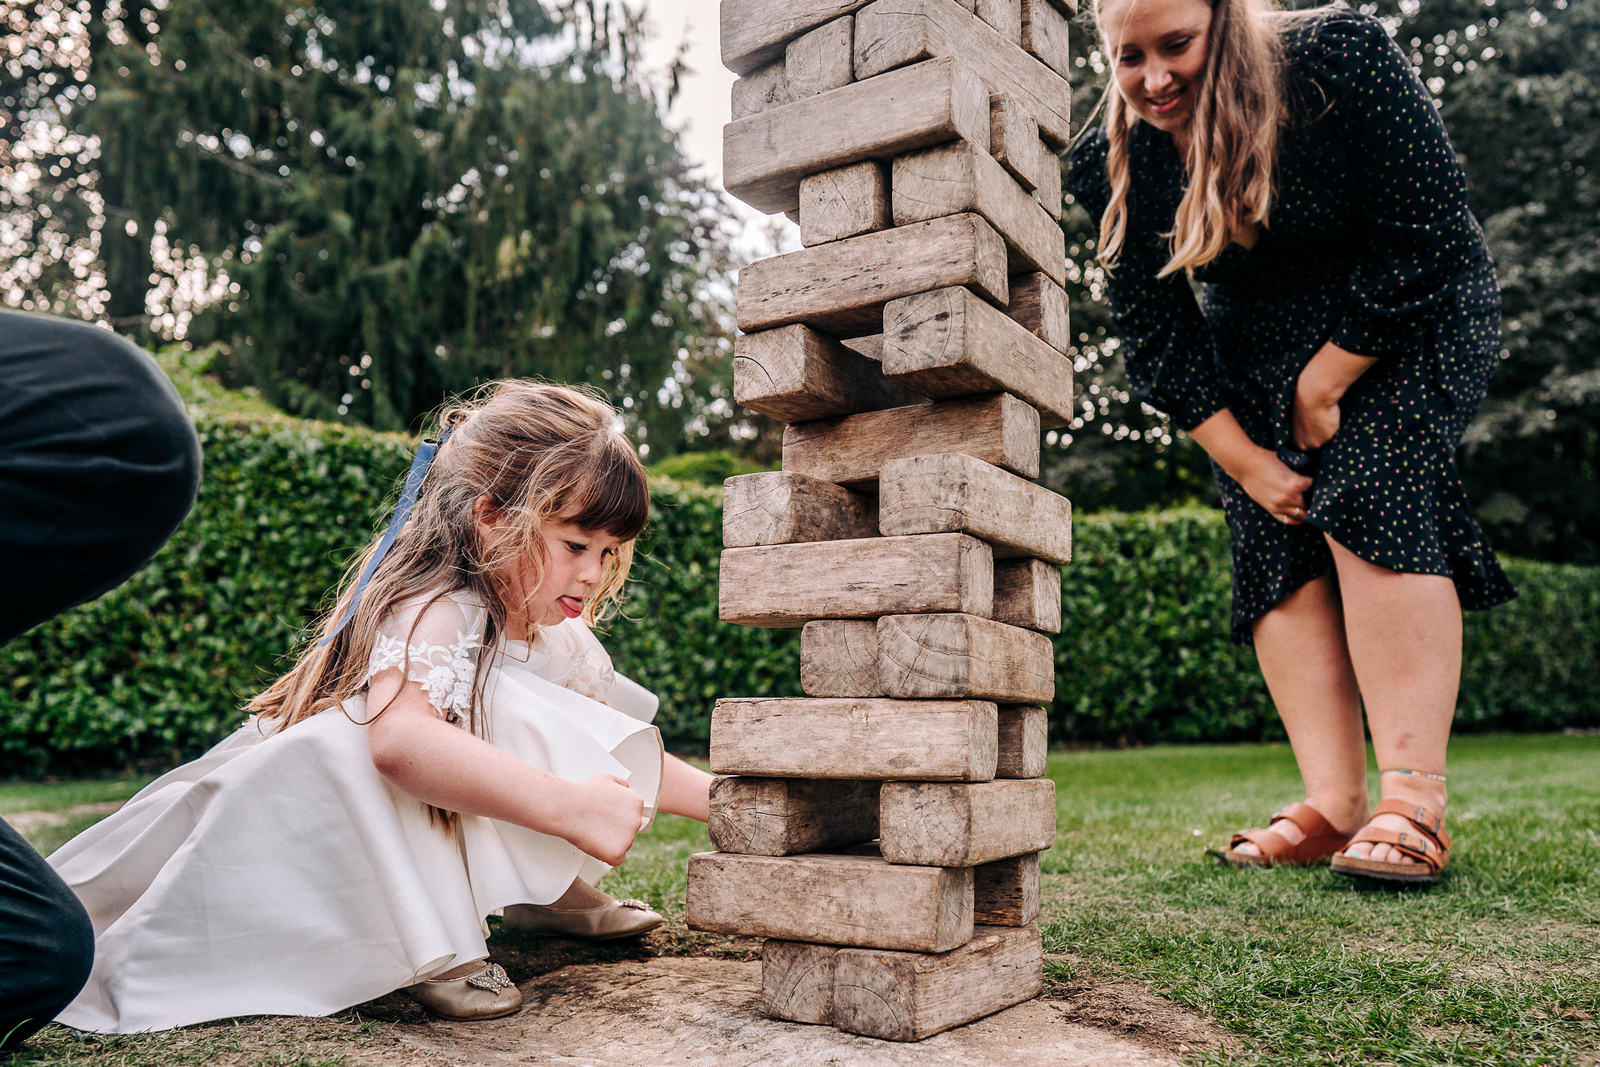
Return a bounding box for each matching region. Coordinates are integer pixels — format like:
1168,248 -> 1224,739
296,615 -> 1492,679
1231,575 -> 1369,856
1326,538 -> 1457,864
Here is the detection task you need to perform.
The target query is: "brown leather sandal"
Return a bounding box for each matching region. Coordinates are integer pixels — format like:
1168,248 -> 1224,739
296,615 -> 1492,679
1329,798 -> 1451,885
1208,801 -> 1352,868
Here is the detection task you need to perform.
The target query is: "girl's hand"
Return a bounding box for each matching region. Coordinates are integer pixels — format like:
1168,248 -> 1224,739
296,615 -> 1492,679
560,774 -> 645,866
1234,448 -> 1314,525
1292,379 -> 1342,451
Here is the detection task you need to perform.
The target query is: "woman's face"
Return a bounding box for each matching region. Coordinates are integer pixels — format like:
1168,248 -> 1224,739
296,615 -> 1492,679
1100,0 -> 1214,135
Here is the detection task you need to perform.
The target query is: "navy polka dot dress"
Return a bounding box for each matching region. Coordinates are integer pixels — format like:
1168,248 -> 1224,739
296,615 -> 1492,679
1067,8 -> 1516,644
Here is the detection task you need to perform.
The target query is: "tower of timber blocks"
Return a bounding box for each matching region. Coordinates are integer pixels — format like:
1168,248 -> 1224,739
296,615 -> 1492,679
684,0 -> 1076,1043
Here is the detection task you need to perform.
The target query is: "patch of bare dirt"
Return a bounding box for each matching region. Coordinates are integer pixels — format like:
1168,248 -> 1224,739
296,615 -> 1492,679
5,803 -> 121,835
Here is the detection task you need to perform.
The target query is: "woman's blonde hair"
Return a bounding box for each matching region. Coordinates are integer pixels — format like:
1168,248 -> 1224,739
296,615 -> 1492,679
250,380 -> 649,740
1090,0 -> 1315,276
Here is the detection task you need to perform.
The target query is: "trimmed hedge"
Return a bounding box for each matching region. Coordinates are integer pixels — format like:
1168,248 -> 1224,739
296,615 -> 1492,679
2,361 -> 1595,775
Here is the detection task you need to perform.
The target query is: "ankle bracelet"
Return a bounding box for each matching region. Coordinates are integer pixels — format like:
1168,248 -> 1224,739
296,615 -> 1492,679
1381,767 -> 1447,783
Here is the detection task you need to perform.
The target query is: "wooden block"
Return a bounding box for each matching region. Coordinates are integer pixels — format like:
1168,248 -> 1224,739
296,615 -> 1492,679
1035,133 -> 1063,219
878,451 -> 1072,562
892,142 -> 1066,285
880,286 -> 1074,428
722,0 -> 875,74
724,56 -> 990,215
997,705 -> 1048,778
686,851 -> 975,952
737,212 -> 1008,334
843,333 -> 883,361
723,471 -> 878,548
990,93 -> 1041,192
720,532 -> 993,627
710,776 -> 880,855
734,323 -> 910,422
787,16 -> 855,97
1044,0 -> 1076,14
763,940 -> 838,1024
993,557 -> 1062,633
732,60 -> 792,119
784,393 -> 1039,489
709,697 -> 999,780
832,925 -> 1042,1040
877,613 -> 1055,703
854,0 -> 1071,147
974,0 -> 1020,42
801,619 -> 882,696
974,853 -> 1041,925
799,162 -> 890,245
1006,272 -> 1069,352
1020,0 -> 1070,78
880,778 -> 1056,865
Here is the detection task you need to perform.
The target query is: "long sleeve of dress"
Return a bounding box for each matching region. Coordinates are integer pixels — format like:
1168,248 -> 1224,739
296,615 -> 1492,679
1308,11 -> 1489,359
1066,132 -> 1230,431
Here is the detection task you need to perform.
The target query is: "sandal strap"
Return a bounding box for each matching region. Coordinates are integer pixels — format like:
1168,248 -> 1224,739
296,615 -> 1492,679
1227,801 -> 1349,863
1372,797 -> 1451,848
1342,826 -> 1447,873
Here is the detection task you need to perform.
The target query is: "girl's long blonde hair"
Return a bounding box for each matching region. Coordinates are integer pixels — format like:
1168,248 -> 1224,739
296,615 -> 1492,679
250,380 -> 649,740
1091,0 -> 1318,276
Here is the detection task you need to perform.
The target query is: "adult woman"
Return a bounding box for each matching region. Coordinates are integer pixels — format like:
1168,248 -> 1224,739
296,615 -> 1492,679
1066,0 -> 1514,883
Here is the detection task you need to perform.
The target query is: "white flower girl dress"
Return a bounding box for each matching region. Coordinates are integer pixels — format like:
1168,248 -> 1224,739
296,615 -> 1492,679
49,589 -> 663,1033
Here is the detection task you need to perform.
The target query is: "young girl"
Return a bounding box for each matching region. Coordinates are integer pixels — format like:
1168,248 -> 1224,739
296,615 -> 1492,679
49,381 -> 713,1031
1068,0 -> 1513,883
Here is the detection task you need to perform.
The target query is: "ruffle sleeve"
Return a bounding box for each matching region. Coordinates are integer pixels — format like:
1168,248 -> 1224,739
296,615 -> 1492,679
1066,129 -> 1230,431
1296,10 -> 1488,359
364,591 -> 488,724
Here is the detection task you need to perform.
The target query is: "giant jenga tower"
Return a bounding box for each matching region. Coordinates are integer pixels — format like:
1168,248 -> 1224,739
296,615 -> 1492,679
684,0 -> 1076,1042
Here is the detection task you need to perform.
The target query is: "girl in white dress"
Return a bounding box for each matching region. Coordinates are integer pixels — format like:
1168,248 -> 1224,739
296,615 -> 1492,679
49,381 -> 714,1031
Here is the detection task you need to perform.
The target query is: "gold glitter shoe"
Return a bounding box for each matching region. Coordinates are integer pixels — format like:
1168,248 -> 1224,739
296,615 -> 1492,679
405,961 -> 522,1021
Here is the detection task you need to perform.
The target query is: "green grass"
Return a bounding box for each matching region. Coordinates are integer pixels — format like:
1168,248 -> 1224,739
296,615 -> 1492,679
7,735 -> 1598,1065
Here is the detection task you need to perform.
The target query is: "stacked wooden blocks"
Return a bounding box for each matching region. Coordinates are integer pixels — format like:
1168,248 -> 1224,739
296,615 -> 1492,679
684,0 -> 1076,1043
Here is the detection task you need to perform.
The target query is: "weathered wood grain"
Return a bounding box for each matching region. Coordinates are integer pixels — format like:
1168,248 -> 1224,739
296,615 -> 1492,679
1035,132 -> 1063,219
990,92 -> 1041,192
784,393 -> 1039,489
974,853 -> 1041,925
974,0 -> 1020,43
997,705 -> 1048,778
854,0 -> 1071,147
720,533 -> 993,627
1006,271 -> 1070,352
843,333 -> 884,361
709,697 -> 999,780
891,142 -> 1066,285
722,0 -> 875,74
734,322 -> 911,422
731,60 -> 792,120
880,286 -> 1074,427
876,613 -> 1055,703
831,925 -> 1042,1040
709,776 -> 880,855
801,619 -> 882,696
1020,0 -> 1070,77
722,471 -> 878,549
737,212 -> 1008,334
724,56 -> 989,215
787,16 -> 856,97
879,778 -> 1057,865
687,851 -> 974,952
762,940 -> 839,1024
877,451 -> 1073,562
993,557 -> 1062,634
799,161 -> 890,245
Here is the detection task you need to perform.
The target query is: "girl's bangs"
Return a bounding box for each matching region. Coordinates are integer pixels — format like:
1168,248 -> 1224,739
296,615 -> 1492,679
567,441 -> 649,541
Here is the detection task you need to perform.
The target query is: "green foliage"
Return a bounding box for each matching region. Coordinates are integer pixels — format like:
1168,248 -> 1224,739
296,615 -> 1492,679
645,449 -> 767,487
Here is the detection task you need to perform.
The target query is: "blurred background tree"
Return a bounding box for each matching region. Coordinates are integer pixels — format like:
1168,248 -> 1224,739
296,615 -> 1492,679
3,0 -> 750,459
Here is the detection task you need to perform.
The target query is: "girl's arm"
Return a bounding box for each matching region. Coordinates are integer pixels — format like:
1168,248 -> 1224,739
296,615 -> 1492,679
1189,408 -> 1314,524
365,674 -> 644,866
658,753 -> 712,822
1293,341 -> 1378,450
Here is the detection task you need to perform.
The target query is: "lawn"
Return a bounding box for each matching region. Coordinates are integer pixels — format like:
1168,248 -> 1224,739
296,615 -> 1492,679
6,733 -> 1598,1066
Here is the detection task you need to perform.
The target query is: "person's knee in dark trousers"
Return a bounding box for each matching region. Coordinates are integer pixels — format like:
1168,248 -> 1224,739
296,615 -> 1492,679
0,312 -> 202,1043
0,820 -> 95,1051
0,312 -> 203,643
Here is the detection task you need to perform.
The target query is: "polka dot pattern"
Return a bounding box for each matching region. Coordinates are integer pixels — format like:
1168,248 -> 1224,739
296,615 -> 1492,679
1067,9 -> 1516,643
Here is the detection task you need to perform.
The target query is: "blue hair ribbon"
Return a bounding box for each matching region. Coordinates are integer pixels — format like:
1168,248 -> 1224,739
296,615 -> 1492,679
317,425 -> 453,647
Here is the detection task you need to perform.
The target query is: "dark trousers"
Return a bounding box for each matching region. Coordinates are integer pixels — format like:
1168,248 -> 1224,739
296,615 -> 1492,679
0,311 -> 201,1048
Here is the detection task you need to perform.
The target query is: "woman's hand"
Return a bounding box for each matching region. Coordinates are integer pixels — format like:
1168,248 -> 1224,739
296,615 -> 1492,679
559,774 -> 645,866
1292,377 -> 1342,451
1234,447 -> 1314,525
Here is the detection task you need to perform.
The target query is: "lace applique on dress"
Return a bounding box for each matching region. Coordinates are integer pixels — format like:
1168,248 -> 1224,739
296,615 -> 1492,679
364,593 -> 486,724
520,621 -> 616,702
